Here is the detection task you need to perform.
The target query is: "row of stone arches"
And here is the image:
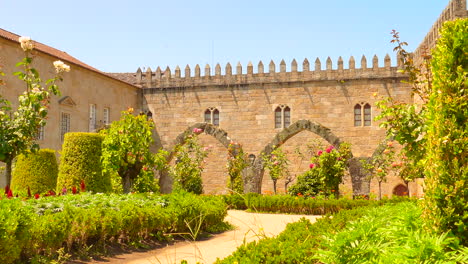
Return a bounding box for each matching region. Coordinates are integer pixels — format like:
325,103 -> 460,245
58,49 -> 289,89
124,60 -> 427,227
155,120 -> 384,196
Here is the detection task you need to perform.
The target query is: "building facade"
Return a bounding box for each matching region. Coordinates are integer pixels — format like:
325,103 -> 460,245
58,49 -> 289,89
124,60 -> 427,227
1,0 -> 467,196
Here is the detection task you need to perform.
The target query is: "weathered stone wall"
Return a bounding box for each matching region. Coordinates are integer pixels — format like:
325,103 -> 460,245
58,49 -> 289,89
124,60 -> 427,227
142,57 -> 413,195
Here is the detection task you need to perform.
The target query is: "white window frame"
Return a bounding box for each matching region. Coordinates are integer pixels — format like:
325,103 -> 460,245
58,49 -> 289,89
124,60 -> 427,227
89,104 -> 96,131
103,107 -> 110,125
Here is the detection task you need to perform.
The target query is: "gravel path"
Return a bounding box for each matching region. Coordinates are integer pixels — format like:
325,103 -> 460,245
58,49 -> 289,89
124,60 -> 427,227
86,210 -> 320,264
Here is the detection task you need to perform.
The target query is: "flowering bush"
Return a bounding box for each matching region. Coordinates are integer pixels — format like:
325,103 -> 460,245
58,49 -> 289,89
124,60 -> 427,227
170,130 -> 209,194
289,143 -> 351,198
100,109 -> 168,193
0,36 -> 69,185
261,147 -> 289,194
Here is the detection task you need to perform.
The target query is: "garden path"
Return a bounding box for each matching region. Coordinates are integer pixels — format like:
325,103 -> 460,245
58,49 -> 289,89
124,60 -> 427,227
85,210 -> 320,264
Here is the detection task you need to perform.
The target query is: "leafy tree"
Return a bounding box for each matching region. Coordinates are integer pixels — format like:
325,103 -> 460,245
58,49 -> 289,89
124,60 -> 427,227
170,129 -> 209,194
100,109 -> 167,193
360,141 -> 397,199
261,147 -> 289,194
422,19 -> 468,245
0,37 -> 69,186
226,141 -> 247,194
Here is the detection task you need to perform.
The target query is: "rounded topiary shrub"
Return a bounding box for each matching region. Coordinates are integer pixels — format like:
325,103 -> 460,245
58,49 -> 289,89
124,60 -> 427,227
57,132 -> 110,193
11,149 -> 58,195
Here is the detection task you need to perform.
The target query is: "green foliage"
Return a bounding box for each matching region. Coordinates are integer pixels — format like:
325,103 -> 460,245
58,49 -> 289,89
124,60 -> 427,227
226,142 -> 247,194
423,19 -> 468,245
360,141 -> 399,199
0,192 -> 228,263
218,202 -> 467,264
170,133 -> 209,194
101,109 -> 167,193
0,38 -> 67,185
216,204 -> 378,263
0,199 -> 34,264
261,147 -> 289,194
11,149 -> 58,195
289,144 -> 350,197
317,202 -> 467,264
244,194 -> 409,215
57,133 -> 110,193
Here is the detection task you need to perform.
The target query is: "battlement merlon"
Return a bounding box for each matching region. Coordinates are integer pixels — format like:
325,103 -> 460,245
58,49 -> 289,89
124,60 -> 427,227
137,55 -> 407,89
413,0 -> 468,62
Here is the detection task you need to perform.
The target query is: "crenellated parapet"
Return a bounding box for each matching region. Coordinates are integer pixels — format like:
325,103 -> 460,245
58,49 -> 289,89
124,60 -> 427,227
413,0 -> 468,63
137,55 -> 405,89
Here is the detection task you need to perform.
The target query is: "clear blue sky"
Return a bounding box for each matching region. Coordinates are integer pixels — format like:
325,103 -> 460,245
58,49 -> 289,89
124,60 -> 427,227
1,0 -> 448,73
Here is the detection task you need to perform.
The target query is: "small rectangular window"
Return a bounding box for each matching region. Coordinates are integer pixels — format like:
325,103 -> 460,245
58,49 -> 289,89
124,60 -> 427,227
61,113 -> 70,141
284,107 -> 291,127
364,104 -> 371,126
89,104 -> 96,131
213,109 -> 220,126
275,109 -> 282,128
103,108 -> 110,125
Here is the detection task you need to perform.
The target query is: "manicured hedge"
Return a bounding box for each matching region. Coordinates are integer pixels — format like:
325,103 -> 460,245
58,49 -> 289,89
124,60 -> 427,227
221,193 -> 411,215
57,132 -> 110,193
0,191 -> 227,263
11,149 -> 58,194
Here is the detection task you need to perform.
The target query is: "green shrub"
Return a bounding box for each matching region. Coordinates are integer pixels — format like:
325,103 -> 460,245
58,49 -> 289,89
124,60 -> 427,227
317,202 -> 468,264
57,132 -> 110,193
423,18 -> 468,245
216,204 -> 373,263
0,199 -> 34,264
0,192 -> 228,262
11,149 -> 58,195
244,194 -> 409,215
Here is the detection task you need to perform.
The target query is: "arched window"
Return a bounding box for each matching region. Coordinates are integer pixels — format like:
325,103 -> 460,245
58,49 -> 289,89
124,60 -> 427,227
354,103 -> 371,126
204,107 -> 220,126
274,105 -> 291,129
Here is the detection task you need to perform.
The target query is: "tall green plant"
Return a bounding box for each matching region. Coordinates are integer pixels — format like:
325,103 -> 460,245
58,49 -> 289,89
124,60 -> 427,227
360,141 -> 397,199
170,130 -> 209,194
0,36 -> 69,186
226,141 -> 246,194
422,19 -> 468,245
261,147 -> 289,194
101,108 -> 167,193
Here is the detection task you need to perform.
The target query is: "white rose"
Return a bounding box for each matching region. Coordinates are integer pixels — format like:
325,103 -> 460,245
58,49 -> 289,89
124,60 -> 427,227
53,60 -> 71,73
18,36 -> 33,51
32,87 -> 41,93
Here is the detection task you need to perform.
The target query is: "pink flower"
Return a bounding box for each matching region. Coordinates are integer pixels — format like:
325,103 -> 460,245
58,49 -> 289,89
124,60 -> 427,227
193,128 -> 203,134
326,146 -> 334,153
337,157 -> 343,161
387,141 -> 394,147
317,150 -> 323,156
72,186 -> 77,194
34,193 -> 40,199
6,189 -> 13,199
309,163 -> 315,169
273,161 -> 279,165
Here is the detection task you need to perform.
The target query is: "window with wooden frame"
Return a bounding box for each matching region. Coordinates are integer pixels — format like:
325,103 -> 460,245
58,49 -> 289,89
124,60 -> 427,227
274,105 -> 291,129
354,103 -> 372,126
204,107 -> 220,126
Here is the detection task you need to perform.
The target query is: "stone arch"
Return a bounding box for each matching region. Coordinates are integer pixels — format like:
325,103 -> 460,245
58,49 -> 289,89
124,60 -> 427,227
259,120 -> 348,158
160,123 -> 241,193
167,122 -> 237,163
244,120 -> 351,194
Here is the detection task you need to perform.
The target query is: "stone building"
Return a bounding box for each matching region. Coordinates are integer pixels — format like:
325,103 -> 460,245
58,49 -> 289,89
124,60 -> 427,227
1,0 -> 467,196
0,29 -> 140,187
